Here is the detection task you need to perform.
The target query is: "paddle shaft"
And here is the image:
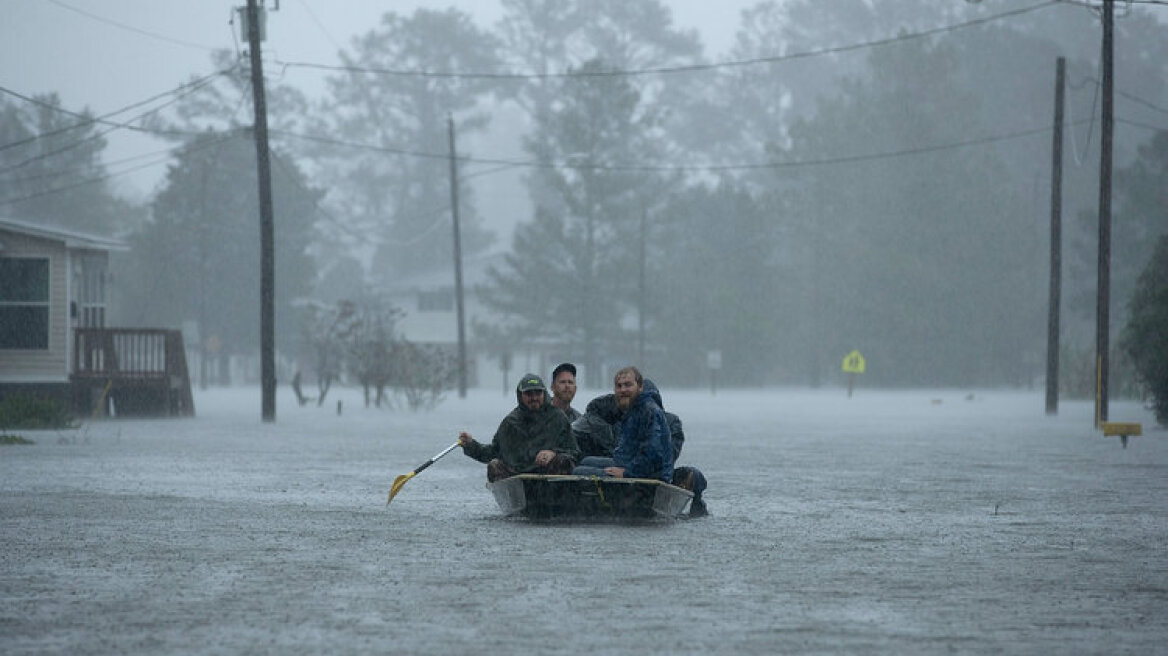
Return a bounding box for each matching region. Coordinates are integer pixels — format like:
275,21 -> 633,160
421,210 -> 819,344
411,442 -> 460,475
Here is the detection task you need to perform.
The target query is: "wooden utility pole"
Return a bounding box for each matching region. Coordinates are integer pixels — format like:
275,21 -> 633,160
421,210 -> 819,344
447,116 -> 468,398
1095,0 -> 1114,426
245,0 -> 277,422
1046,57 -> 1065,416
637,206 -> 647,367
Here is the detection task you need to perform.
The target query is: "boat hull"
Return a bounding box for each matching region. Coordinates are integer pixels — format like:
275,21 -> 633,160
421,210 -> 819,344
488,474 -> 694,521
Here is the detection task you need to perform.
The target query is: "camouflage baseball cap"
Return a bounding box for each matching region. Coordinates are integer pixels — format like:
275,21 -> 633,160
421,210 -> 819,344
516,374 -> 546,393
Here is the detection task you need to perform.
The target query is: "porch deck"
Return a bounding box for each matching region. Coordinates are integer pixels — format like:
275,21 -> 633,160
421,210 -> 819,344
72,328 -> 195,417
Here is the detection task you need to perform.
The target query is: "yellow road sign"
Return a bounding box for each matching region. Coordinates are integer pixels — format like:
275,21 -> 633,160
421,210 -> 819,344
842,350 -> 866,374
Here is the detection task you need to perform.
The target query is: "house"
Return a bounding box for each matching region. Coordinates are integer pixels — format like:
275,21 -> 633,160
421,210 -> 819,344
379,251 -> 584,395
0,218 -> 193,417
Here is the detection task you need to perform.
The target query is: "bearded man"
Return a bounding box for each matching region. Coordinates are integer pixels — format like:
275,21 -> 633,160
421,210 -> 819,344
458,374 -> 579,482
571,366 -> 673,482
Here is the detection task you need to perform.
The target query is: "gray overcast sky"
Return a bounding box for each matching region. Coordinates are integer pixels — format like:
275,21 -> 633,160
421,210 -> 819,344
1,0 -> 759,199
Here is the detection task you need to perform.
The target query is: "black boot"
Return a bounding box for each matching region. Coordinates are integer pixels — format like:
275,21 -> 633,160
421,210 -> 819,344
688,497 -> 708,518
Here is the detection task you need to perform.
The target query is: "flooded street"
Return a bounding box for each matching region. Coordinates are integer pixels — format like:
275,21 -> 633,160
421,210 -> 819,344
2,387 -> 1165,654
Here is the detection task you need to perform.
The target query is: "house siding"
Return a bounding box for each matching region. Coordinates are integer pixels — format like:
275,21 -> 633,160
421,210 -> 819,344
0,230 -> 69,382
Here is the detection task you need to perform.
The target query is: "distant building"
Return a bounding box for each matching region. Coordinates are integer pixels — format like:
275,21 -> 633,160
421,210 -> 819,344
378,251 -> 582,394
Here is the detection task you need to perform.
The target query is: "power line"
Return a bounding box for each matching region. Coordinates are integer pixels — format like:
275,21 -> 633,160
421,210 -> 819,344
5,143 -> 180,187
1117,117 -> 1168,132
202,113 -> 1167,251
274,1 -> 1060,81
0,154 -> 171,206
1067,70 -> 1101,165
45,0 -> 221,51
1059,0 -> 1168,8
273,121 -> 1069,175
272,140 -> 522,250
6,105 -> 1155,209
268,149 -> 368,245
0,132 -> 240,207
2,90 -> 253,194
2,59 -> 1156,206
1073,76 -> 1168,117
1063,74 -> 1168,164
291,0 -> 345,52
1117,89 -> 1168,116
9,113 -> 1161,220
0,73 -> 234,176
0,69 -> 238,154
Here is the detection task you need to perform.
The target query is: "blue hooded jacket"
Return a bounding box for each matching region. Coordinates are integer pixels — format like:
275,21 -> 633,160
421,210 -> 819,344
612,383 -> 674,482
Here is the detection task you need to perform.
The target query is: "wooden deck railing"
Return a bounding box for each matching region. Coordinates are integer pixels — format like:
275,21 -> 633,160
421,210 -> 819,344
74,328 -> 168,378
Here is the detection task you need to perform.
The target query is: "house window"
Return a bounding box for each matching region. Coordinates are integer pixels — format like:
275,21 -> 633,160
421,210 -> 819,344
417,289 -> 453,312
0,257 -> 50,349
75,256 -> 107,328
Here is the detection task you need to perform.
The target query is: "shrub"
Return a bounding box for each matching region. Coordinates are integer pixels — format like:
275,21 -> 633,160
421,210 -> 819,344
1121,235 -> 1168,425
389,341 -> 458,411
0,395 -> 75,430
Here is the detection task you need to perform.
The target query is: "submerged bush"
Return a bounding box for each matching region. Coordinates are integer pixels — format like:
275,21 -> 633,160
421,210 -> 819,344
0,395 -> 75,430
1121,235 -> 1168,425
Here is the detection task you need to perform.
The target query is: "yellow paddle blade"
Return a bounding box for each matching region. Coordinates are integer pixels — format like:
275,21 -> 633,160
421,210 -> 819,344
386,472 -> 416,505
386,442 -> 460,505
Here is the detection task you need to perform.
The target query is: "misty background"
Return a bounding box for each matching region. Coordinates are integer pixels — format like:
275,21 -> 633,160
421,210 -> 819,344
2,0 -> 1167,394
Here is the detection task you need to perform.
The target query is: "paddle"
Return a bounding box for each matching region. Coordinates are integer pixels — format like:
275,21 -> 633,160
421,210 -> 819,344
387,442 -> 460,505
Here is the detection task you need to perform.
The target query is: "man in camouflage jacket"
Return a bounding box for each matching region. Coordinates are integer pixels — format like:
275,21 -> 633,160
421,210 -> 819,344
459,373 -> 580,482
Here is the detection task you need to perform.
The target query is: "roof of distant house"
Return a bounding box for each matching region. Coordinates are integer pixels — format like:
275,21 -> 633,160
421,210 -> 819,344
0,217 -> 128,251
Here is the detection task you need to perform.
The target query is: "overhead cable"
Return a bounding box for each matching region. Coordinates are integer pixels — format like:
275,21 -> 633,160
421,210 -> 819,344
0,131 -> 240,207
1117,117 -> 1168,132
274,1 -> 1061,80
45,0 -> 220,51
272,121 -> 1078,174
0,72 -> 231,175
0,68 -> 238,154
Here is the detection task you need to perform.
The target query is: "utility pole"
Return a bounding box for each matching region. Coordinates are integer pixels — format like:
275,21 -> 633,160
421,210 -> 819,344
1095,0 -> 1114,426
1046,57 -> 1065,416
245,0 -> 277,422
637,206 -> 647,366
447,115 -> 468,398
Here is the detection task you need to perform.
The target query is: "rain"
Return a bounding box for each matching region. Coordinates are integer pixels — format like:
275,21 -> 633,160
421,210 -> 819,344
2,387 -> 1165,653
2,1 -> 1168,653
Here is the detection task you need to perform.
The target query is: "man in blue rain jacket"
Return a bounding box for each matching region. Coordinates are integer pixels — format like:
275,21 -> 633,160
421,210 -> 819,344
572,366 -> 673,483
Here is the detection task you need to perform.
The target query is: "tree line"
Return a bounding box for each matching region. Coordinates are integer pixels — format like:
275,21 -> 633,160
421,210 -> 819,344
2,0 -> 1166,397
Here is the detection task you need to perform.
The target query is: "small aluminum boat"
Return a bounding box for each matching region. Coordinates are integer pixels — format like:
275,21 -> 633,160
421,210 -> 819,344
488,473 -> 693,521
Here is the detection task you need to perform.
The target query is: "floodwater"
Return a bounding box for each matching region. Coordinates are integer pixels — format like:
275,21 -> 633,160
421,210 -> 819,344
2,386 -> 1165,654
